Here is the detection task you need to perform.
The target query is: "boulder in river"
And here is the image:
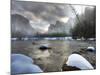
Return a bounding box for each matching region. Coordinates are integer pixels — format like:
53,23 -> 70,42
39,46 -> 52,51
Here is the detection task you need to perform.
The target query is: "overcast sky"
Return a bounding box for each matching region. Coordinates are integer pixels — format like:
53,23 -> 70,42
11,0 -> 94,36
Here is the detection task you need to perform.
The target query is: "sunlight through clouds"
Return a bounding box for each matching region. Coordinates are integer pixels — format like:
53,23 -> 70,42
59,17 -> 69,23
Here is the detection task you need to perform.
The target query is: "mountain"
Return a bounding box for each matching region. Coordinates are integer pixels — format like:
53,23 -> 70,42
11,14 -> 36,37
48,21 -> 72,35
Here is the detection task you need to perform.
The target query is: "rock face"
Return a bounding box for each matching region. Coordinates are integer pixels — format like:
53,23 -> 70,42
11,14 -> 36,37
48,21 -> 71,35
11,14 -> 71,37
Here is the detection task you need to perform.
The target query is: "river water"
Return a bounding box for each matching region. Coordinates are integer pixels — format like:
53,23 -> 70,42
11,39 -> 96,72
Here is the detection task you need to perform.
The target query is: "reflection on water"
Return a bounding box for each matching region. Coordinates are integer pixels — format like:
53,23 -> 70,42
11,40 -> 95,72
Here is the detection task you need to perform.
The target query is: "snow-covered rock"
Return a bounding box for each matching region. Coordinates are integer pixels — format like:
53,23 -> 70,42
11,54 -> 34,64
66,54 -> 94,70
11,54 -> 43,74
87,46 -> 95,52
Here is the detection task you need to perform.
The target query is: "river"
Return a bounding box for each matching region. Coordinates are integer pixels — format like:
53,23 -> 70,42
11,39 -> 96,72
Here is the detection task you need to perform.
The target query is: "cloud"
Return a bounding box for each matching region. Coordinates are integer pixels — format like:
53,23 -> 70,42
59,17 -> 69,23
29,19 -> 50,33
12,0 -> 85,36
11,1 -> 71,23
11,0 -> 72,35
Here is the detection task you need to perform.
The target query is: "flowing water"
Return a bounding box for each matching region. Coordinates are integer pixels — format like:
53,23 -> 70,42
11,39 -> 96,72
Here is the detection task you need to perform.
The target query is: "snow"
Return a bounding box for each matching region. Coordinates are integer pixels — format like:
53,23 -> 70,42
87,46 -> 95,51
11,62 -> 43,74
11,54 -> 43,74
66,54 -> 94,70
11,54 -> 34,64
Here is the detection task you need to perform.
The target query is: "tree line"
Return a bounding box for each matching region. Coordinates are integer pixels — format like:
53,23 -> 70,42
70,6 -> 96,40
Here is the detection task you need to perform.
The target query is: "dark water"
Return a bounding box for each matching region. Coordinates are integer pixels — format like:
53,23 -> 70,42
11,40 -> 96,72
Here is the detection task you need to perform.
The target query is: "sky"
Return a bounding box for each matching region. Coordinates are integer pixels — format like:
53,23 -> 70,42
11,0 -> 95,36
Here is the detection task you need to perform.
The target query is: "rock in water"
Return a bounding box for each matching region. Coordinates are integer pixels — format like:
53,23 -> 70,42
11,54 -> 34,64
39,46 -> 52,51
11,62 -> 43,74
32,42 -> 37,45
87,46 -> 95,52
62,64 -> 81,71
11,54 -> 43,74
66,54 -> 94,70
